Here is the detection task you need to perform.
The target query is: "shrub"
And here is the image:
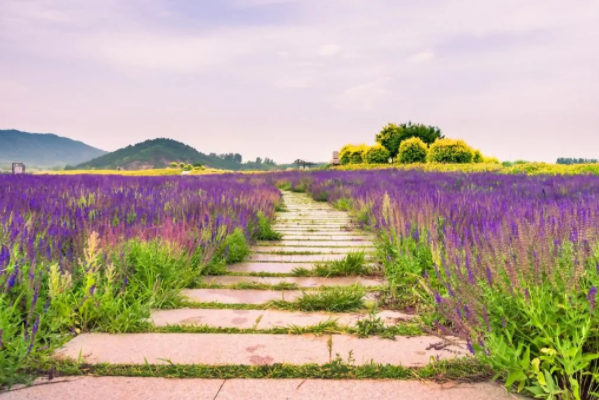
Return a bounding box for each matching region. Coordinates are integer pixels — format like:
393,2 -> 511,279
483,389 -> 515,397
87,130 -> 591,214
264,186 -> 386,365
179,162 -> 186,168
472,149 -> 484,163
222,228 -> 250,264
339,145 -> 353,165
427,139 -> 474,164
364,144 -> 390,164
375,122 -> 443,159
169,162 -> 179,168
398,137 -> 428,164
483,156 -> 500,164
349,145 -> 369,164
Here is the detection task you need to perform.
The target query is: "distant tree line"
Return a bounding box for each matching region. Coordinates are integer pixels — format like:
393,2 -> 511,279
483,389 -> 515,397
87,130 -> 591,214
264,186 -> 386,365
556,158 -> 599,165
209,153 -> 243,163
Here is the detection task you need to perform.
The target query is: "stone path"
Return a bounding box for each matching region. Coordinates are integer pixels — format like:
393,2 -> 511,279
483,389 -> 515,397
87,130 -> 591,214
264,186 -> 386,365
4,192 -> 517,399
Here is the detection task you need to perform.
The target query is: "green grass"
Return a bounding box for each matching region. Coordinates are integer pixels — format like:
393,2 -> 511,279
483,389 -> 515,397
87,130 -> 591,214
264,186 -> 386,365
256,212 -> 283,241
195,282 -> 385,292
53,358 -> 490,382
292,252 -> 373,277
272,285 -> 367,312
150,319 -> 423,337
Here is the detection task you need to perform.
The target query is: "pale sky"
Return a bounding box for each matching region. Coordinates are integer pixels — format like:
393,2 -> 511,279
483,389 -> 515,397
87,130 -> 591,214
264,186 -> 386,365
1,0 -> 598,163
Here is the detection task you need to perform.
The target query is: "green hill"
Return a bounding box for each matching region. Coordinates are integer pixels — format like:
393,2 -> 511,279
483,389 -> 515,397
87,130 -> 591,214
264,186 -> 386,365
66,138 -> 281,171
0,129 -> 107,167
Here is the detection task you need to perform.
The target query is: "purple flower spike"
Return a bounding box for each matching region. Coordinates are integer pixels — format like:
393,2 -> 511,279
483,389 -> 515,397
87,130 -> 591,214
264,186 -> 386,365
587,286 -> 597,313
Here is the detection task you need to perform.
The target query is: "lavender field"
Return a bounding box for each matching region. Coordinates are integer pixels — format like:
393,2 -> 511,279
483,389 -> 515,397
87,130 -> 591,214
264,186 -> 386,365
276,170 -> 599,399
2,170 -> 599,398
0,174 -> 280,385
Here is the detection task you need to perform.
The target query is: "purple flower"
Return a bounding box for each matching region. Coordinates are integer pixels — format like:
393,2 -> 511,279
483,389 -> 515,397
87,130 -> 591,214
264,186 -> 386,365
587,286 -> 597,313
466,340 -> 475,355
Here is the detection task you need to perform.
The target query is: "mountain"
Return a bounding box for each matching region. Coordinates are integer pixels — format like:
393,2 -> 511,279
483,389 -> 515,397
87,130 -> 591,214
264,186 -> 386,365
0,129 -> 107,167
66,138 -> 265,170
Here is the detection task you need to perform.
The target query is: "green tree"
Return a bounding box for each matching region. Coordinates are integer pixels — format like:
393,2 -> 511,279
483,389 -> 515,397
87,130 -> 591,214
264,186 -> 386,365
398,137 -> 428,164
339,145 -> 353,165
364,144 -> 390,164
375,122 -> 443,159
427,139 -> 474,164
472,149 -> 484,163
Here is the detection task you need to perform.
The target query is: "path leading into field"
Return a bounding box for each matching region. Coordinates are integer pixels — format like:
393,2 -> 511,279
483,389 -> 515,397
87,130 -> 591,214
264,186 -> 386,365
3,192 -> 517,400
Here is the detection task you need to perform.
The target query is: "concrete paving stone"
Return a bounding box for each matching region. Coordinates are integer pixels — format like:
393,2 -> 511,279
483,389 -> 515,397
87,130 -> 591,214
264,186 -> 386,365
202,275 -> 385,288
247,253 -> 350,262
216,379 -> 519,400
226,262 -> 312,273
149,309 -> 409,329
258,241 -> 372,247
251,246 -> 374,254
182,288 -> 305,304
279,232 -> 366,237
54,333 -> 333,365
273,225 -> 359,233
333,335 -> 468,366
282,235 -> 372,241
54,334 -> 467,367
150,308 -> 266,328
0,377 -> 224,400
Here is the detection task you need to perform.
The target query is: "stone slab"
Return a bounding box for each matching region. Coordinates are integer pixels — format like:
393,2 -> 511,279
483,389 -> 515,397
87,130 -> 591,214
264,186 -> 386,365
149,309 -> 410,329
258,241 -> 372,247
227,262 -> 310,273
54,333 -> 467,366
4,378 -> 517,400
247,254 -> 350,262
0,377 -> 224,400
182,289 -> 304,304
333,335 -> 468,367
54,333 -> 332,365
150,309 -> 266,328
202,275 -> 384,288
282,235 -> 372,241
279,232 -> 367,237
216,379 -> 518,400
251,247 -> 373,254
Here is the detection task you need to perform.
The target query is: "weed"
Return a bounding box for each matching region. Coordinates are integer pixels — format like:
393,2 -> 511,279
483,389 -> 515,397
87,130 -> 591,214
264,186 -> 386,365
256,212 -> 283,241
292,285 -> 366,312
291,252 -> 372,277
54,358 -> 490,381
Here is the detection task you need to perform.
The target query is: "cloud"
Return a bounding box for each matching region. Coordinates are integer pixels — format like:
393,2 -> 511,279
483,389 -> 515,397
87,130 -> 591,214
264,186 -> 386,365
0,0 -> 598,162
408,51 -> 434,63
275,77 -> 312,88
318,44 -> 342,57
334,79 -> 390,110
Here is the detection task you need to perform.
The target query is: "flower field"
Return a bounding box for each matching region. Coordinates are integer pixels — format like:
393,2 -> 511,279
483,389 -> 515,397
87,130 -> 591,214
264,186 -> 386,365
275,170 -> 599,399
0,174 -> 280,386
4,169 -> 599,398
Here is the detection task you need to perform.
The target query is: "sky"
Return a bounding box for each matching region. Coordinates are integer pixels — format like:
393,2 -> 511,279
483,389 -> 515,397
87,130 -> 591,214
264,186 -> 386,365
1,0 -> 598,164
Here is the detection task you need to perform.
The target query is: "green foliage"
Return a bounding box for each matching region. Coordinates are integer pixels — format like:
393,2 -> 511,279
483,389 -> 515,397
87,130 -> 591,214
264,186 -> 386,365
397,137 -> 428,164
476,282 -> 599,400
255,212 -> 283,241
472,149 -> 484,163
339,145 -> 369,165
293,285 -> 367,312
292,252 -> 371,277
558,158 -> 599,165
426,138 -> 474,164
364,144 -> 390,164
221,228 -> 250,264
339,145 -> 353,165
375,122 -> 443,159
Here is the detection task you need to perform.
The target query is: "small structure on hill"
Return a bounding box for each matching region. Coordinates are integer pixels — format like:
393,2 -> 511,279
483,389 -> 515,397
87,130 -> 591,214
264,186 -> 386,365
330,151 -> 340,166
12,163 -> 25,174
293,159 -> 318,170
